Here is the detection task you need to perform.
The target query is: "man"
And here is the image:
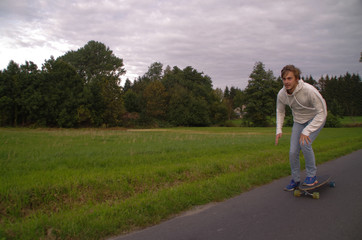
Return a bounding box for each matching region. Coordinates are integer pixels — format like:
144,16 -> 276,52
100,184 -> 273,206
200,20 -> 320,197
275,65 -> 327,191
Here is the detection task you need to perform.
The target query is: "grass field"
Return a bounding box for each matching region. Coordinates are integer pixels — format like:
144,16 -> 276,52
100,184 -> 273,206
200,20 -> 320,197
1,127 -> 362,239
340,116 -> 362,126
229,116 -> 362,127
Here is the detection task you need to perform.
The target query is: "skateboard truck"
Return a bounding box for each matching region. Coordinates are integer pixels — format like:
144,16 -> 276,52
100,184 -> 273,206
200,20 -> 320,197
293,175 -> 335,199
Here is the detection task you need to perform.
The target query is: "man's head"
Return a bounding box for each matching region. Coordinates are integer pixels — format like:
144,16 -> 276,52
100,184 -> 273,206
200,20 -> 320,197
281,65 -> 301,80
281,65 -> 301,94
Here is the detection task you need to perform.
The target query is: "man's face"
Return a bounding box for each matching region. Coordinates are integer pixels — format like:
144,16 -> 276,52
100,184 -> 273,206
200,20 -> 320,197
282,71 -> 298,94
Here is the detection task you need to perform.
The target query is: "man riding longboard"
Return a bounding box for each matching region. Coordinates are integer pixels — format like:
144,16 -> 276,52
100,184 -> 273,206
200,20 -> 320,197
275,65 -> 327,191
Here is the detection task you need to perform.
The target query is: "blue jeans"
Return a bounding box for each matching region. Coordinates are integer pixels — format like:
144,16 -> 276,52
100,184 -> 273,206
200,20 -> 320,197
289,121 -> 324,182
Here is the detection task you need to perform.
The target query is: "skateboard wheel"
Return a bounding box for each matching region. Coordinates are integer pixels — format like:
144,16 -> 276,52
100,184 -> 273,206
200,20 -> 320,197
329,181 -> 336,188
294,189 -> 301,197
312,192 -> 320,199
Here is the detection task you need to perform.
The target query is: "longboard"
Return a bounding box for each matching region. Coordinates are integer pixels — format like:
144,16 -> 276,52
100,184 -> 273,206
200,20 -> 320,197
294,175 -> 335,199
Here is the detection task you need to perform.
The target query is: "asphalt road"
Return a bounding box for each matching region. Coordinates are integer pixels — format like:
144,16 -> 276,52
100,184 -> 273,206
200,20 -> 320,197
110,149 -> 362,240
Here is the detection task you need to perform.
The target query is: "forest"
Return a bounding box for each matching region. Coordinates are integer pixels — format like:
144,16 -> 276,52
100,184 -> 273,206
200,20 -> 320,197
0,41 -> 361,128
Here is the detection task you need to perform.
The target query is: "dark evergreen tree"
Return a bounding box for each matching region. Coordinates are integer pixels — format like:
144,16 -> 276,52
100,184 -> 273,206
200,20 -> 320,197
243,62 -> 280,126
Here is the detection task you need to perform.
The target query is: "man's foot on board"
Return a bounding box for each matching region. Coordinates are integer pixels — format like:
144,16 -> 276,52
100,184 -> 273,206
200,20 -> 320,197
284,179 -> 300,191
303,176 -> 318,186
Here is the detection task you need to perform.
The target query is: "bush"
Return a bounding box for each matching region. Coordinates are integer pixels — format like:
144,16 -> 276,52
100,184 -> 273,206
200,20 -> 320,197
324,111 -> 342,128
284,115 -> 293,127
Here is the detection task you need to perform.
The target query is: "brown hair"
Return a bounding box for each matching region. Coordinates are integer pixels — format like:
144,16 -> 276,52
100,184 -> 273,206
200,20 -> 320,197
281,65 -> 301,80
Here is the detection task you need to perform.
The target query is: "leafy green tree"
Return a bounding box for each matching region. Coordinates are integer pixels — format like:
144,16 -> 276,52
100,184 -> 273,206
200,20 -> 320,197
224,86 -> 230,98
183,66 -> 213,101
60,41 -> 126,126
60,40 -> 125,83
144,62 -> 163,81
223,98 -> 233,120
222,86 -> 245,120
100,75 -> 125,127
127,62 -> 167,123
167,85 -> 190,126
143,80 -> 168,120
163,65 -> 172,76
210,88 -> 228,124
0,61 -> 21,126
18,61 -> 41,125
229,86 -> 239,101
124,90 -> 141,113
41,57 -> 84,127
244,62 -> 280,126
162,66 -> 214,126
167,85 -> 210,126
223,86 -> 233,120
213,88 -> 224,101
123,78 -> 132,93
233,90 -> 246,110
0,70 -> 11,125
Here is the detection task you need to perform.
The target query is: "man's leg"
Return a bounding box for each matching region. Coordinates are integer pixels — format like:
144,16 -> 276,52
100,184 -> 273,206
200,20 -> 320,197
289,122 -> 304,182
301,122 -> 325,178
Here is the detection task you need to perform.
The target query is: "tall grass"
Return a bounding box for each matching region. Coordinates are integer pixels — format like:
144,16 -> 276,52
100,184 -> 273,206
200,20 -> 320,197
0,127 -> 361,239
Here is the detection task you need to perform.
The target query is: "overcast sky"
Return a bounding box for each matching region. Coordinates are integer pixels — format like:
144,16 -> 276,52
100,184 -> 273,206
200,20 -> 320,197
1,0 -> 361,89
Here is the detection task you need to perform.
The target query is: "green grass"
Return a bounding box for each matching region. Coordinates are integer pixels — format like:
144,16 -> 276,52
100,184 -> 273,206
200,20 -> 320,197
0,127 -> 361,239
340,116 -> 362,126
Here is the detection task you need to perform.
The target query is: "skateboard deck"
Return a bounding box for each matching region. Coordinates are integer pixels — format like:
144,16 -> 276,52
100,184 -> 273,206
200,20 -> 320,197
294,175 -> 335,199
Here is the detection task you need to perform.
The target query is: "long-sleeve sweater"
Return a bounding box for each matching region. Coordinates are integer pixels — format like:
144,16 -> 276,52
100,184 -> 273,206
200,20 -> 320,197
276,80 -> 327,136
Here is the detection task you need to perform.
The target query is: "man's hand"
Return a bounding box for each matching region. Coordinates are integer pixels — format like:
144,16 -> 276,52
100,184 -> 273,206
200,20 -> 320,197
275,133 -> 282,145
299,133 -> 311,145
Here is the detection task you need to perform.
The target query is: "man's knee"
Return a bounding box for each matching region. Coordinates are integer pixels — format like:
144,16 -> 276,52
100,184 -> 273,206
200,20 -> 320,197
300,143 -> 313,152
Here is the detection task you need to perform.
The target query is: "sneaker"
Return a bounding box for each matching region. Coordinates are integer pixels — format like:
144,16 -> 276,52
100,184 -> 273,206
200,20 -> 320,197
284,179 -> 300,191
303,176 -> 318,186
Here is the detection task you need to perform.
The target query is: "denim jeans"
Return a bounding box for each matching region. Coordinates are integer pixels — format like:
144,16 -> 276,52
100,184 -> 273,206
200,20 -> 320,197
289,120 -> 325,182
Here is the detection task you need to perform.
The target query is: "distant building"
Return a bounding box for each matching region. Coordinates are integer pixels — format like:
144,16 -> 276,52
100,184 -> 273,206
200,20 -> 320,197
234,107 -> 241,118
234,105 -> 246,119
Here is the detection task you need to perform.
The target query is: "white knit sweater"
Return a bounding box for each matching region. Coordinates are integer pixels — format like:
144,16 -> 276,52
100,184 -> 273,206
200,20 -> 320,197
276,80 -> 327,136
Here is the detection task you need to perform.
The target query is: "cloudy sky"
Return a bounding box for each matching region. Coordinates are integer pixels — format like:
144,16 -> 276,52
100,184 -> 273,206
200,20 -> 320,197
1,0 -> 361,89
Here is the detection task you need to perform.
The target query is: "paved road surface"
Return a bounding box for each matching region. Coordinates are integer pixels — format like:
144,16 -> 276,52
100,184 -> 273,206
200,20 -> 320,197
110,150 -> 362,240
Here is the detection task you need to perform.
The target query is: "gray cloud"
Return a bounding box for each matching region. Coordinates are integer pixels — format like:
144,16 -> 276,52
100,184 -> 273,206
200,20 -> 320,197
1,0 -> 361,89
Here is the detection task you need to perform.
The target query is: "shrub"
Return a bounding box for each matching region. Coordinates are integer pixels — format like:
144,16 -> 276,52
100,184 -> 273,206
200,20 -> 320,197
325,111 -> 341,128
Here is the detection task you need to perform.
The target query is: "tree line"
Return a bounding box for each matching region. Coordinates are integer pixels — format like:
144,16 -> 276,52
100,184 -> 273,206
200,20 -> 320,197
0,41 -> 361,128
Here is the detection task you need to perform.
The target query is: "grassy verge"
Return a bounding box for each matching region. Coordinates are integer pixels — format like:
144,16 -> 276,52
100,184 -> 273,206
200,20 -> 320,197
340,116 -> 362,127
0,127 -> 361,239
